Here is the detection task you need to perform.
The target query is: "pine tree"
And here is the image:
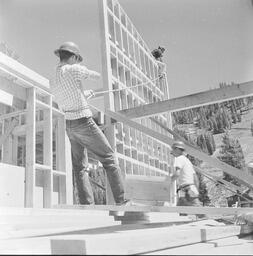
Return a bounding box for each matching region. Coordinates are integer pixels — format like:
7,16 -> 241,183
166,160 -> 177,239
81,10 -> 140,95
196,172 -> 211,206
196,133 -> 208,154
204,131 -> 216,155
217,131 -> 246,186
210,116 -> 219,134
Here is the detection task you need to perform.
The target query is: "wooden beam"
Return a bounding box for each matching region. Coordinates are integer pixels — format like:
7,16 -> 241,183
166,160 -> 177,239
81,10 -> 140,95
98,0 -> 116,205
43,95 -> 53,208
50,225 -> 241,255
55,204 -> 253,215
194,166 -> 243,193
119,81 -> 253,118
56,115 -> 67,204
25,87 -> 36,207
0,52 -> 50,92
105,110 -> 253,189
193,166 -> 253,203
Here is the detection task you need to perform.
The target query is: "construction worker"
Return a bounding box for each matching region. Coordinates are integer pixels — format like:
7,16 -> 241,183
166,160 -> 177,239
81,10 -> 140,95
151,46 -> 165,62
50,42 -> 130,206
170,141 -> 201,207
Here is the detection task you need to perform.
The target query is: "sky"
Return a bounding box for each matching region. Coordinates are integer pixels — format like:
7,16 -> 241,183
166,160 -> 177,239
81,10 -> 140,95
1,0 -> 253,98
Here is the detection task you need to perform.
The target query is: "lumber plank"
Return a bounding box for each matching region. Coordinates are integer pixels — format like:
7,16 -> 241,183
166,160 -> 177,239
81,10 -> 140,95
43,95 -> 53,208
56,115 -> 67,204
25,87 -> 36,207
0,52 -> 50,92
50,224 -> 241,255
105,109 -> 253,189
194,166 -> 243,193
119,81 -> 253,118
55,204 -> 253,216
144,236 -> 243,255
98,0 -> 117,204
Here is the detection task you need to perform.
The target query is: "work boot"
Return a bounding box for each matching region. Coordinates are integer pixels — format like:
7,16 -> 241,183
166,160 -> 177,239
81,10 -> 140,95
116,199 -> 132,206
110,199 -> 132,217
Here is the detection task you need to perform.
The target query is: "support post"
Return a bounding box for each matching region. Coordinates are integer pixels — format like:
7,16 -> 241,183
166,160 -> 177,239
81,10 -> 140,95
98,0 -> 117,204
56,115 -> 67,204
43,95 -> 53,208
25,87 -> 36,207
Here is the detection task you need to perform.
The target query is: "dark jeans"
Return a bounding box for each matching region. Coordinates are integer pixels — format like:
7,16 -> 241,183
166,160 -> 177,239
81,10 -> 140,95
177,197 -> 201,207
66,117 -> 125,204
177,185 -> 201,207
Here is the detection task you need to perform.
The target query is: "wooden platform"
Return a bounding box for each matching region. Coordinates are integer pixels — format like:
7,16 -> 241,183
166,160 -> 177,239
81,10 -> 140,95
51,220 -> 252,255
0,206 -> 252,255
0,207 -> 119,238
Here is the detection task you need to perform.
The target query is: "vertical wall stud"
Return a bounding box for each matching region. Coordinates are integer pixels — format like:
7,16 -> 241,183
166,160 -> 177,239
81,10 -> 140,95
25,87 -> 36,207
43,95 -> 53,208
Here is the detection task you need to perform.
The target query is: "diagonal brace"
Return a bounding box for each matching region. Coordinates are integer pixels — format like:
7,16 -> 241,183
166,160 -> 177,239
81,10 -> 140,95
106,109 -> 253,190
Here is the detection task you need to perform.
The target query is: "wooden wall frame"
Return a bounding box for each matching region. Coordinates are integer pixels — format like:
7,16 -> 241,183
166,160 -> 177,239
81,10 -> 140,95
0,52 -> 70,208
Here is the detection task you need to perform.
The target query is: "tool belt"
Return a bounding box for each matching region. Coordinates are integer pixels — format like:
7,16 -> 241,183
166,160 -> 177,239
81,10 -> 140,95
176,184 -> 194,193
177,184 -> 199,198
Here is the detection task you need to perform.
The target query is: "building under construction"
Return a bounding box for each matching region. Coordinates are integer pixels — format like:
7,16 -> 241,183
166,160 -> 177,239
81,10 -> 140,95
0,0 -> 253,254
0,0 -> 174,208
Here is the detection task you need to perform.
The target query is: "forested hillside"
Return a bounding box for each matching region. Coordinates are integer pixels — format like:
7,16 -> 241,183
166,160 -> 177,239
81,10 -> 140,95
172,83 -> 253,206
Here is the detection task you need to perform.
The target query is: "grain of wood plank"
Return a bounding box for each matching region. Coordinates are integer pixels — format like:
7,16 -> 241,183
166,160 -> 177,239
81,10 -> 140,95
55,204 -> 253,216
51,224 -> 241,255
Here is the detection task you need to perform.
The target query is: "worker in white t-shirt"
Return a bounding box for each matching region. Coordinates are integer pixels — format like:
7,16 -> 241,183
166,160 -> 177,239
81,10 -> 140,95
170,141 -> 201,207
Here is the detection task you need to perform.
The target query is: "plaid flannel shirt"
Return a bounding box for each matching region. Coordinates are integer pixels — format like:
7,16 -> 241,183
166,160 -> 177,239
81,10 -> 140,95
50,63 -> 95,120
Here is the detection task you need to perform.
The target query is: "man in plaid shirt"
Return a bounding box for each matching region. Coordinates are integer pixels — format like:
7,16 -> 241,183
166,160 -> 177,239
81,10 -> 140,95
51,42 -> 129,205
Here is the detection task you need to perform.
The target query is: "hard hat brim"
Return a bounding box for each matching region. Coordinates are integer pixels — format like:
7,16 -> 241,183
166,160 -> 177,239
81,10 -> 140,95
54,48 -> 83,62
175,146 -> 185,150
172,145 -> 185,150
